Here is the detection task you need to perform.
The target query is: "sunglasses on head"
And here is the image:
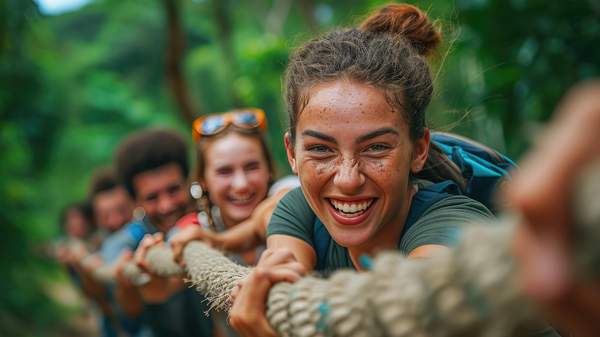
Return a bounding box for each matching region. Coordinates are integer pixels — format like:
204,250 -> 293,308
192,108 -> 267,142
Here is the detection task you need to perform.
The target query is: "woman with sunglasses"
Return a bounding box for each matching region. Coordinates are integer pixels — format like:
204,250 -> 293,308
227,4 -> 560,337
166,108 -> 298,267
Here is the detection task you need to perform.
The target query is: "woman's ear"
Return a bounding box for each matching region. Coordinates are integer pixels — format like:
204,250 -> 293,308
284,132 -> 298,174
411,128 -> 430,173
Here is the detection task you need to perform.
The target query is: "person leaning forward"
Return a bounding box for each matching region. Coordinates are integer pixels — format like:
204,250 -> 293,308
99,128 -> 214,337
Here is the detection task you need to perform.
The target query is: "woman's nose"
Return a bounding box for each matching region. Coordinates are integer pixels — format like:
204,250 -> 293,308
333,158 -> 365,194
231,171 -> 250,191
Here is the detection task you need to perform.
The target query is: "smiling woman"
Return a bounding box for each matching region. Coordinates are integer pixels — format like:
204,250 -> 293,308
289,81 -> 419,251
166,108 -> 300,267
264,3 -> 494,273
226,3 -> 559,337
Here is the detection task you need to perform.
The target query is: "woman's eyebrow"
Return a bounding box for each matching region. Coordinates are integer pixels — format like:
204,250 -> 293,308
356,127 -> 399,143
302,129 -> 336,143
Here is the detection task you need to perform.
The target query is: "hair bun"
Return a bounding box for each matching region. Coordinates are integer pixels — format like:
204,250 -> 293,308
359,3 -> 441,57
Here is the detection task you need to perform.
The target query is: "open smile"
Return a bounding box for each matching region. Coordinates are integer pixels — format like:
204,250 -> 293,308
227,192 -> 257,206
327,197 -> 376,226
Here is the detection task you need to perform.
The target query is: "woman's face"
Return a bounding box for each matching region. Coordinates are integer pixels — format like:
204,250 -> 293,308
286,79 -> 428,248
202,133 -> 271,227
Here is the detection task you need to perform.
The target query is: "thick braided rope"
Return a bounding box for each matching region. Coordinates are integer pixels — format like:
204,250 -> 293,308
184,241 -> 250,311
266,222 -> 524,337
84,245 -> 184,285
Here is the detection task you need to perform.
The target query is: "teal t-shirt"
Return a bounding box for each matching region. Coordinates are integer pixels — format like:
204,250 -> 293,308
267,185 -> 493,271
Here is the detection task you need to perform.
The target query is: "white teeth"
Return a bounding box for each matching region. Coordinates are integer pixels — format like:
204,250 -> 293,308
230,194 -> 253,202
331,199 -> 373,214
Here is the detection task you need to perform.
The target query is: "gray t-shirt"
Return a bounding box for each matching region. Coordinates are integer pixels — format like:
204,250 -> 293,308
267,185 -> 493,271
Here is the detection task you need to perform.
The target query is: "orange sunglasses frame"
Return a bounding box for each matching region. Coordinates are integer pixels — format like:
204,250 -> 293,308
192,108 -> 267,142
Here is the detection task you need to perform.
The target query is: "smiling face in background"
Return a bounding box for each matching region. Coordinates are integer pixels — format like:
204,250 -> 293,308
133,163 -> 190,232
201,132 -> 271,228
286,79 -> 428,250
93,186 -> 133,233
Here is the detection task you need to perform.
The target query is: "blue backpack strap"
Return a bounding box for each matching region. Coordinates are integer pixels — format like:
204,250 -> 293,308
401,181 -> 459,237
431,132 -> 516,212
313,218 -> 330,271
312,181 -> 459,271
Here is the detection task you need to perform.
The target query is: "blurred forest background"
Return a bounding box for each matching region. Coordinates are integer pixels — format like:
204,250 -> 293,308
1,0 -> 599,335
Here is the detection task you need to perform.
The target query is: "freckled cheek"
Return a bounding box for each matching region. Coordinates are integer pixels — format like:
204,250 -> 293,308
300,157 -> 336,177
299,159 -> 334,199
363,159 -> 394,178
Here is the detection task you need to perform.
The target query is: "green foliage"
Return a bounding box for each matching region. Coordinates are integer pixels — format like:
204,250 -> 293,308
1,0 -> 598,334
436,0 -> 600,154
0,1 -> 68,335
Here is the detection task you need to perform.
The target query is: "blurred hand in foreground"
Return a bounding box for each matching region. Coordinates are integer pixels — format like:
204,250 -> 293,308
505,80 -> 600,337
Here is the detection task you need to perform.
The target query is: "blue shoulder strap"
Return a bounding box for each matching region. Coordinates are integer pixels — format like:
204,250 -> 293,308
312,181 -> 459,271
401,181 -> 459,237
313,218 -> 330,271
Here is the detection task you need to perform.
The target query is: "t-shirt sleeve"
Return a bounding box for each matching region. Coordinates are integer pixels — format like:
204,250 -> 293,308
399,195 -> 493,255
266,187 -> 316,246
99,226 -> 138,264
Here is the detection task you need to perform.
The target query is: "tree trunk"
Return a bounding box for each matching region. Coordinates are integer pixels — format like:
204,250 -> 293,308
162,0 -> 199,124
211,0 -> 242,107
296,0 -> 318,33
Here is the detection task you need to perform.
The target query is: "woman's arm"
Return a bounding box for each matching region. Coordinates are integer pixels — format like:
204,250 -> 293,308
227,187 -> 319,336
170,189 -> 292,262
408,244 -> 449,258
228,248 -> 307,337
266,234 -> 316,271
217,189 -> 291,252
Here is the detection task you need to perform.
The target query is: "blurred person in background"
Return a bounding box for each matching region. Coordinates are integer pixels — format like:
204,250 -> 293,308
54,201 -> 95,277
103,128 -> 214,337
141,108 -> 299,336
80,168 -> 137,337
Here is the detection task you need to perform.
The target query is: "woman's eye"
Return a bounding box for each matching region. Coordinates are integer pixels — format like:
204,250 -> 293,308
365,143 -> 390,153
307,145 -> 332,154
216,168 -> 233,175
244,162 -> 260,171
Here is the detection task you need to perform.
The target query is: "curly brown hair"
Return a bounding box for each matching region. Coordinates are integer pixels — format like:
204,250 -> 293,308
115,128 -> 189,198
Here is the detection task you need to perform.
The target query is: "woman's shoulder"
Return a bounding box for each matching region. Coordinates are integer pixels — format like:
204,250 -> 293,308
277,186 -> 312,211
423,194 -> 493,218
399,189 -> 494,255
266,186 -> 316,242
268,175 -> 301,196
